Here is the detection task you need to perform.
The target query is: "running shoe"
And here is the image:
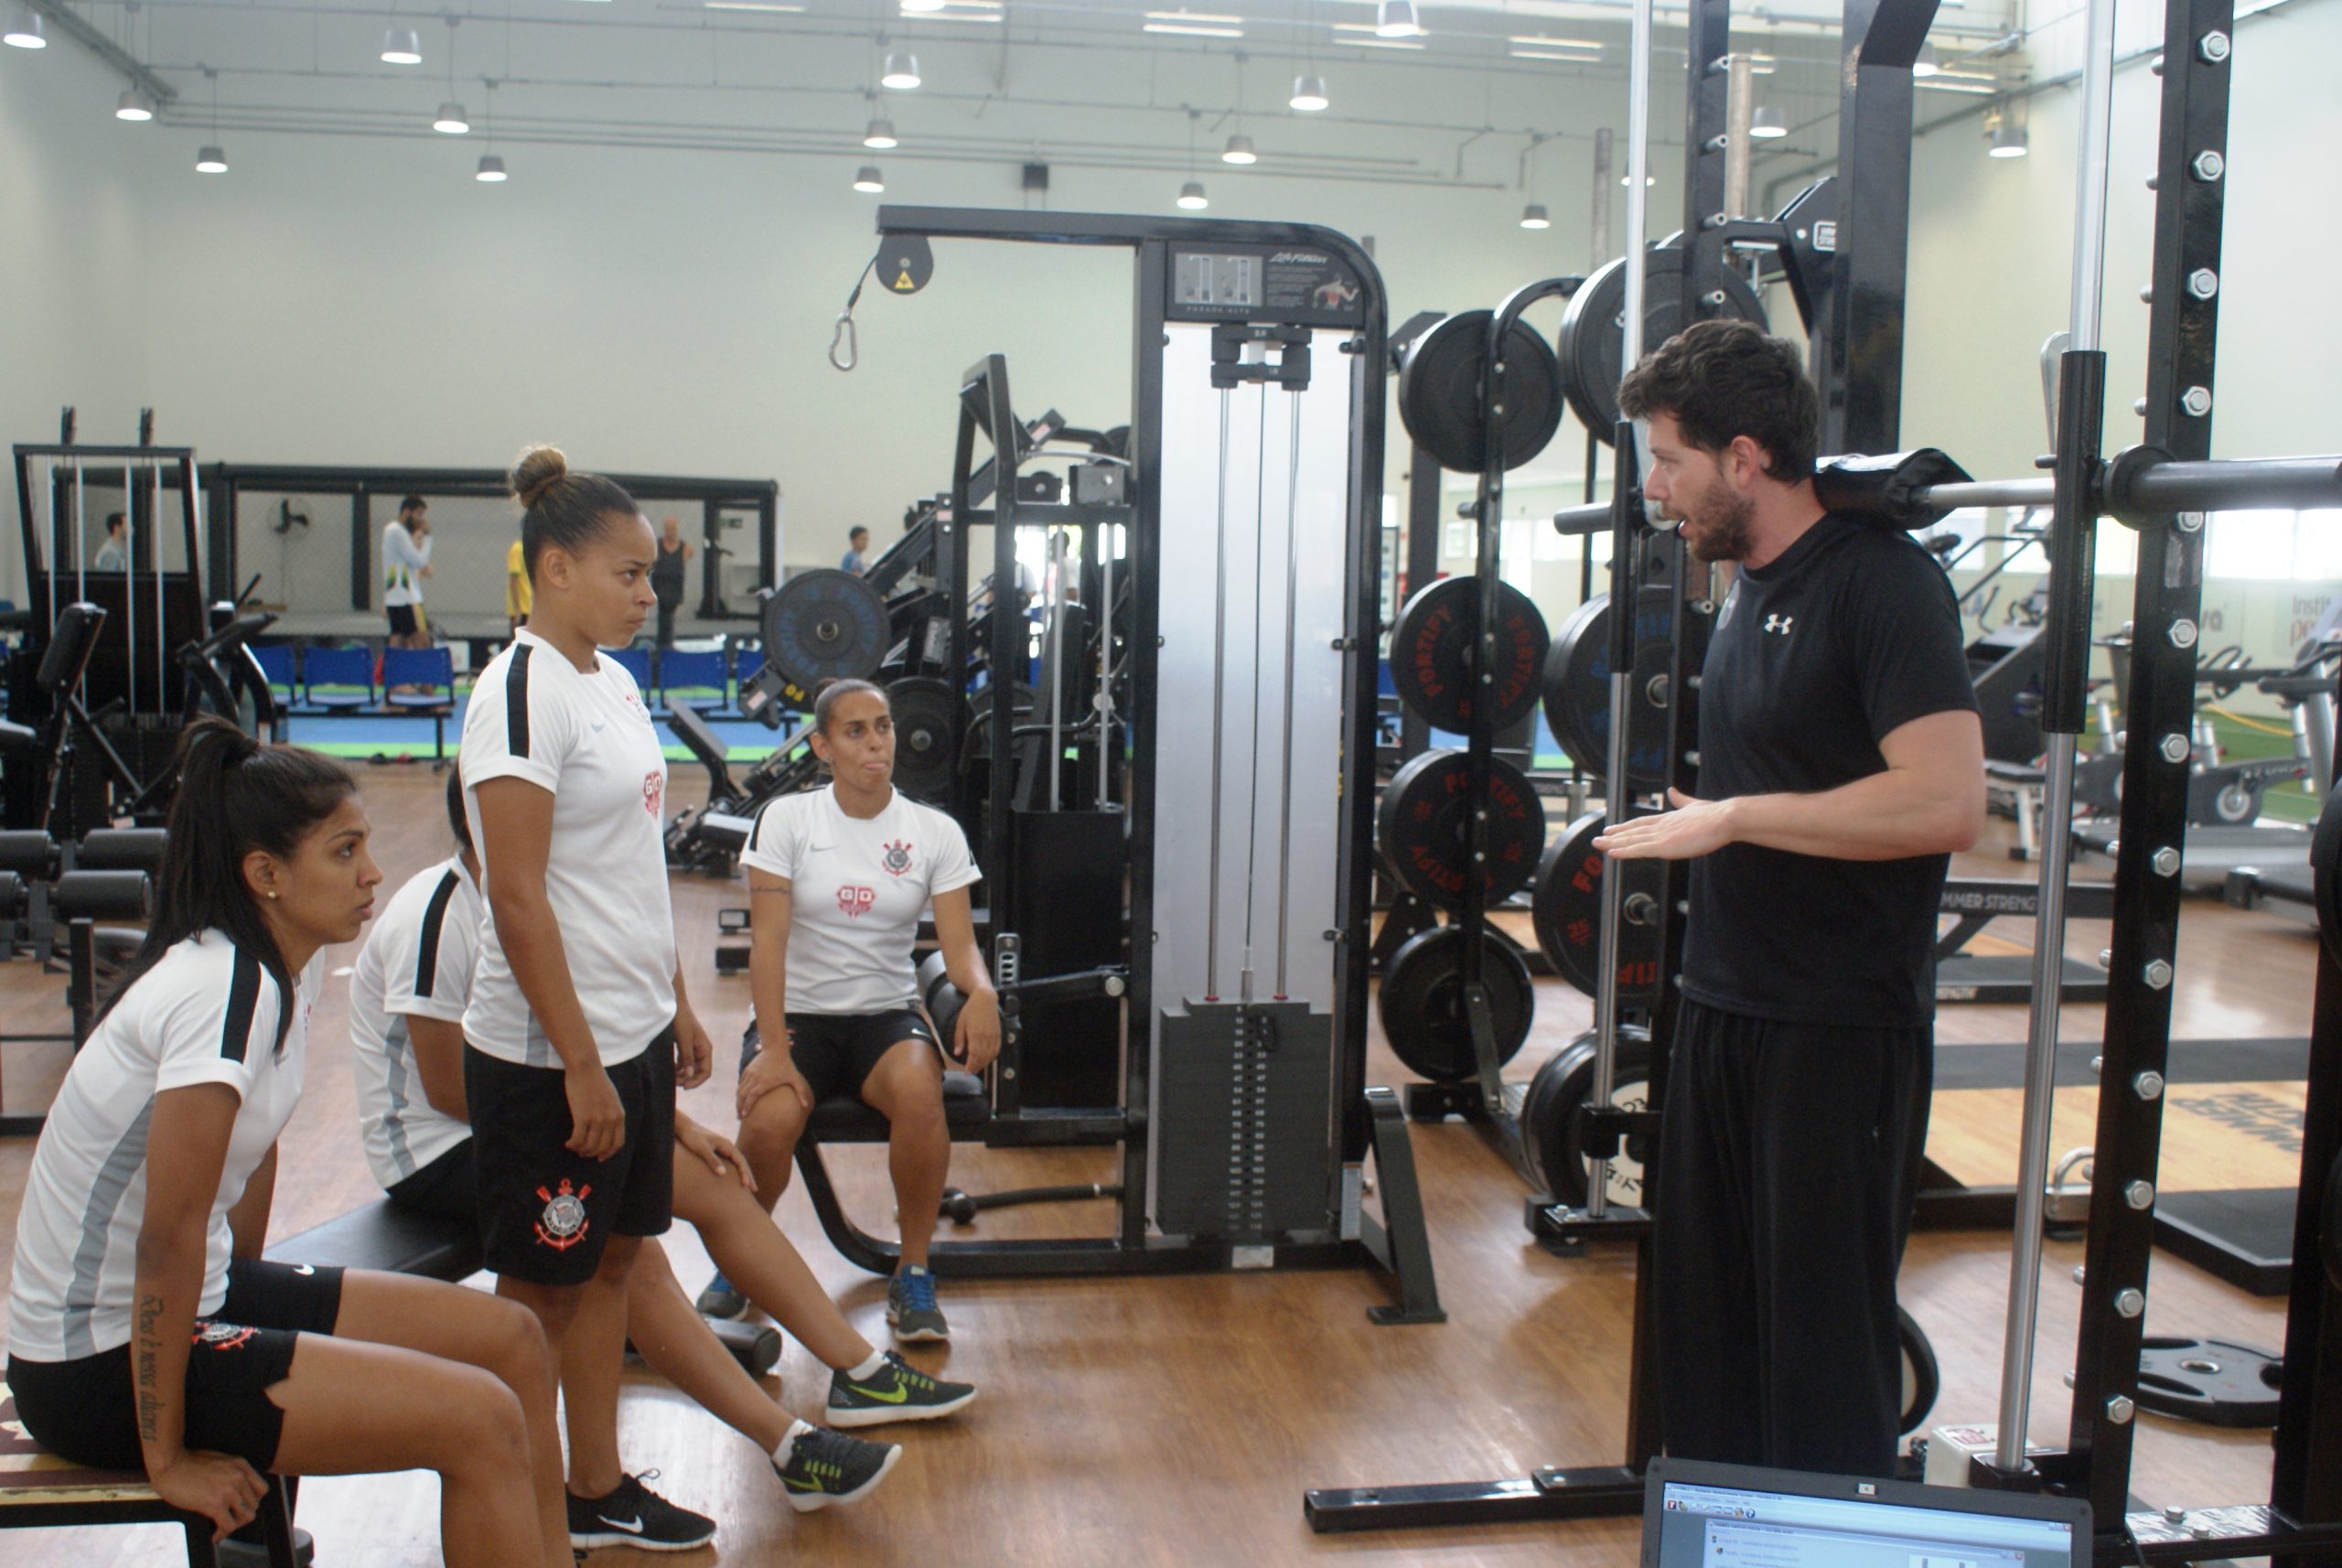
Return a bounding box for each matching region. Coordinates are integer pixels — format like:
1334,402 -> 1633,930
695,1271 -> 747,1320
566,1471 -> 715,1552
886,1263 -> 949,1342
825,1351 -> 978,1427
772,1426 -> 901,1513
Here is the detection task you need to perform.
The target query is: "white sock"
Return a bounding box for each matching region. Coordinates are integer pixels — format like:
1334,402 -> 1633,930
774,1419 -> 817,1465
846,1350 -> 888,1380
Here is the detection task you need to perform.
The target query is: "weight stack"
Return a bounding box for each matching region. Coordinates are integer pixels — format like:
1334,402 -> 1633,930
1155,1001 -> 1335,1242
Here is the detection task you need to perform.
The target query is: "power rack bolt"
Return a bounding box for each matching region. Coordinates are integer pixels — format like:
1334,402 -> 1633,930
2134,397 -> 2150,416
2127,1180 -> 2157,1208
2187,267 -> 2219,299
2181,385 -> 2214,416
2107,1396 -> 2136,1424
2175,511 -> 2205,532
2151,846 -> 2182,876
2135,1070 -> 2165,1100
2198,29 -> 2230,60
2115,1288 -> 2145,1317
2143,959 -> 2175,989
2191,149 -> 2225,182
2168,618 -> 2198,649
2159,733 -> 2192,764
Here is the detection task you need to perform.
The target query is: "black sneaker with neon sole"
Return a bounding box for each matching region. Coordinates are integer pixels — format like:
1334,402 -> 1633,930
566,1471 -> 715,1552
826,1351 -> 978,1428
886,1264 -> 949,1342
772,1426 -> 901,1513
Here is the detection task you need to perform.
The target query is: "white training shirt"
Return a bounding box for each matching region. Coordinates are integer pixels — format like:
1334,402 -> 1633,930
741,784 -> 980,1015
349,855 -> 478,1190
460,628 -> 677,1069
7,932 -> 319,1363
382,521 -> 432,607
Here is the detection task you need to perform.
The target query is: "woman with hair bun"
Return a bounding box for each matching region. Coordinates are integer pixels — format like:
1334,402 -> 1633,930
5,717 -> 575,1567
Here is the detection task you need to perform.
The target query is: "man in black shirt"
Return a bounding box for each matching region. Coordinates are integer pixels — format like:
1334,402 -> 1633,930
1595,319 -> 1984,1476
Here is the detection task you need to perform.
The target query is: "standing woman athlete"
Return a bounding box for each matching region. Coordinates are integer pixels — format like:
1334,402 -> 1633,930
703,679 -> 1000,1342
5,718 -> 574,1567
459,446 -> 720,1549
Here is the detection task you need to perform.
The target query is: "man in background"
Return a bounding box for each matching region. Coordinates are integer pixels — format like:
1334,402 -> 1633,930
840,526 -> 872,576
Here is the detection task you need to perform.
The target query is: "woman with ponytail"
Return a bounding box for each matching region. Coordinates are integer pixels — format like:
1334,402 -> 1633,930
5,718 -> 575,1568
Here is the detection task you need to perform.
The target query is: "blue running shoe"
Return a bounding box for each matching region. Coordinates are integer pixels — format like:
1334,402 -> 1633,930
886,1264 -> 948,1342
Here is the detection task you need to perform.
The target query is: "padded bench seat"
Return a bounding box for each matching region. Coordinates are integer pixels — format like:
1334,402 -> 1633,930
0,1386 -> 297,1566
801,1070 -> 990,1143
264,1199 -> 481,1281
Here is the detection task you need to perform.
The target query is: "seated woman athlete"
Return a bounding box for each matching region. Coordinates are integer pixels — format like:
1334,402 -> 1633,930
700,678 -> 1001,1343
348,766 -> 972,1537
5,719 -> 573,1567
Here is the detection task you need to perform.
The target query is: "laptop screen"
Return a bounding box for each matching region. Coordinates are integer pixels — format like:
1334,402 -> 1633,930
1644,1460 -> 2089,1568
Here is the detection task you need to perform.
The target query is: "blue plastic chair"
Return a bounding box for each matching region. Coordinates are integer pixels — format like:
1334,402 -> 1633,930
381,647 -> 457,766
251,644 -> 298,706
301,645 -> 376,712
607,645 -> 655,693
658,648 -> 729,714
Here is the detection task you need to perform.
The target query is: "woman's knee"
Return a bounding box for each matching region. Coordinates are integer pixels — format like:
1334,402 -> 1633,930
739,1092 -> 809,1151
430,1364 -> 533,1474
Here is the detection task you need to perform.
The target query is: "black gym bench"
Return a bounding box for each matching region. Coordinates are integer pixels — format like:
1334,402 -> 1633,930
791,1070 -> 995,1276
264,1201 -> 780,1375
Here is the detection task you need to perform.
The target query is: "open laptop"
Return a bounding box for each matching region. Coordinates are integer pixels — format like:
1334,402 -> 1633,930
1643,1458 -> 2093,1568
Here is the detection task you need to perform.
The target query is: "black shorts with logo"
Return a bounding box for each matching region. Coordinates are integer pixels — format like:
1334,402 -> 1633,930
385,604 -> 420,638
742,1008 -> 939,1103
7,1258 -> 346,1473
464,1028 -> 675,1286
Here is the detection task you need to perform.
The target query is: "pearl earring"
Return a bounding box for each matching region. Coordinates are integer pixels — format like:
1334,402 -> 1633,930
266,891 -> 279,900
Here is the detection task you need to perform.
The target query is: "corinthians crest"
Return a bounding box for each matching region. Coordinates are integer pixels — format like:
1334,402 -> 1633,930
880,839 -> 914,876
534,1177 -> 592,1251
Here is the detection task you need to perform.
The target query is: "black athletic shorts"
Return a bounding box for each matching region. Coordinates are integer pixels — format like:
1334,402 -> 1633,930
743,1009 -> 938,1104
7,1258 -> 346,1473
463,1030 -> 675,1286
384,1136 -> 478,1225
385,605 -> 419,638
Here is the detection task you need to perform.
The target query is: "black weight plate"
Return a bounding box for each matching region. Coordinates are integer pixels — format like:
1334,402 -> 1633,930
1399,309 -> 1565,475
1376,749 -> 1547,912
1898,1308 -> 1940,1435
1388,576 -> 1550,735
1541,585 -> 1678,790
1531,811 -> 1664,1001
761,568 -> 891,691
1377,924 -> 1534,1084
2133,1337 -> 2283,1428
1520,1024 -> 1652,1208
1557,247 -> 1768,445
887,675 -> 957,803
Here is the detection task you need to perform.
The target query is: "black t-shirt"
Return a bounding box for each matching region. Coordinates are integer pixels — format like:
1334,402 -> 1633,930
1681,512 -> 1979,1028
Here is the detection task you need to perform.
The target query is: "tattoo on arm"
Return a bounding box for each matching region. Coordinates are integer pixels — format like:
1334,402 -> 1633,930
134,1292 -> 164,1443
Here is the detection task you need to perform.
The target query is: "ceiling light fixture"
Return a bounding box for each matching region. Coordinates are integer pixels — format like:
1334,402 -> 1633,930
1520,203 -> 1551,230
700,3 -> 809,10
1375,0 -> 1424,38
195,144 -> 227,172
1333,35 -> 1424,48
880,50 -> 920,88
864,115 -> 898,148
1749,105 -> 1788,138
1911,42 -> 1940,76
476,153 -> 507,181
4,6 -> 45,47
1177,179 -> 1209,210
854,164 -> 886,192
434,100 -> 469,133
1289,72 -> 1328,111
901,0 -> 946,10
1986,109 -> 2027,157
381,26 -> 422,63
1509,46 -> 1600,61
906,1 -> 1003,22
1221,133 -> 1256,165
1144,12 -> 1243,37
115,89 -> 156,122
1507,33 -> 1602,48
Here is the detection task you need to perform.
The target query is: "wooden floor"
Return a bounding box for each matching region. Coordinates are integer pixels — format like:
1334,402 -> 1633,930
0,767 -> 2319,1567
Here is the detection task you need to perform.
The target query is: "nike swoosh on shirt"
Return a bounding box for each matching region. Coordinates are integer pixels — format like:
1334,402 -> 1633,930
596,1516 -> 645,1534
291,1264 -> 316,1276
590,720 -> 607,733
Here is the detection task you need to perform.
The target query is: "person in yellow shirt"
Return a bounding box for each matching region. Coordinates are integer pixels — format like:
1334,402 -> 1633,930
506,537 -> 532,634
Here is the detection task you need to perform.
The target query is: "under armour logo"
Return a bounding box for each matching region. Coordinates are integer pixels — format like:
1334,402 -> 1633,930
1763,614 -> 1795,635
